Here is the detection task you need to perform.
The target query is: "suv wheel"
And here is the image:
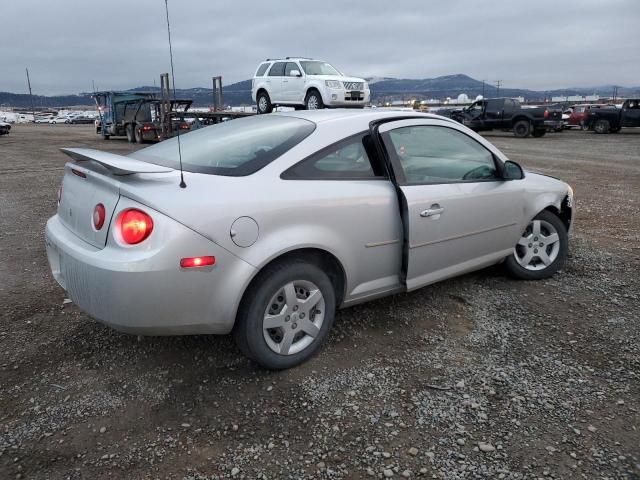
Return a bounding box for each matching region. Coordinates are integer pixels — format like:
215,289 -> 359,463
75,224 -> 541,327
305,90 -> 324,110
234,261 -> 336,370
257,91 -> 273,114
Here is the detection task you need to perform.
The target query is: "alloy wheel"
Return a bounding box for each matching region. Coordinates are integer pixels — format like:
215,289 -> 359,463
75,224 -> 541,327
307,95 -> 319,110
258,96 -> 268,113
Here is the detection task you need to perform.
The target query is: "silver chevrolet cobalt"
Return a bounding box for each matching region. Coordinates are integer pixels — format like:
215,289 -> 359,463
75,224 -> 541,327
46,110 -> 574,369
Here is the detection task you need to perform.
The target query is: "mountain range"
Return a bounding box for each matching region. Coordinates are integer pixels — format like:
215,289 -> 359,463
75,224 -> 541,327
2,74 -> 638,109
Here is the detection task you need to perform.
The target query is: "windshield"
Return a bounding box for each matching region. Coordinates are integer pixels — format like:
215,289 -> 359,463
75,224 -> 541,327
129,115 -> 316,176
300,61 -> 340,76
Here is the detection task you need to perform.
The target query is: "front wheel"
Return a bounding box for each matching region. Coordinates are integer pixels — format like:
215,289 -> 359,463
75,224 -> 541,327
234,261 -> 336,369
504,210 -> 568,280
305,90 -> 324,110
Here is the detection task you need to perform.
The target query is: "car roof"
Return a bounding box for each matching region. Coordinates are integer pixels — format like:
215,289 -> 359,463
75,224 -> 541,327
274,108 -> 447,125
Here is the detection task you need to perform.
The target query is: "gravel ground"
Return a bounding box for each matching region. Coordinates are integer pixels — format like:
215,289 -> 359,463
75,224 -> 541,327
1,124 -> 639,479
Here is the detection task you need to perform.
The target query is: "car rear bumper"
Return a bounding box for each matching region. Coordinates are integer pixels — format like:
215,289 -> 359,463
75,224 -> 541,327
45,214 -> 255,335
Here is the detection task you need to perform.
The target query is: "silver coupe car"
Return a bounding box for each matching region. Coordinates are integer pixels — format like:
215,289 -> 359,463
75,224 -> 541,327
45,110 -> 574,369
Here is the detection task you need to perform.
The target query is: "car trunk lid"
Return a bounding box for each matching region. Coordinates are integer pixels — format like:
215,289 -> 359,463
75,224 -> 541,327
58,148 -> 173,248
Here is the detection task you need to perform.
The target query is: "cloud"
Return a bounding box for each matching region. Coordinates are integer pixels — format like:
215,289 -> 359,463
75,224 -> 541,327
1,0 -> 638,95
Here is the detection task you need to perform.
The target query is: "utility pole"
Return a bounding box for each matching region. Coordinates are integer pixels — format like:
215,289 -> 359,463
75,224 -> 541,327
25,68 -> 35,122
495,80 -> 502,97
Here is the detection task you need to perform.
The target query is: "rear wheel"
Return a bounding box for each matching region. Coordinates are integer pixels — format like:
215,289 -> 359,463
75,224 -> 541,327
532,129 -> 546,138
513,120 -> 531,138
126,124 -> 135,143
134,126 -> 144,143
305,90 -> 324,110
257,91 -> 273,114
594,119 -> 610,134
234,261 -> 336,369
505,210 -> 568,280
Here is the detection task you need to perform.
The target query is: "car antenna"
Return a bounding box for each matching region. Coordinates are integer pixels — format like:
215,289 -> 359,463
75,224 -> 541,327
164,0 -> 186,188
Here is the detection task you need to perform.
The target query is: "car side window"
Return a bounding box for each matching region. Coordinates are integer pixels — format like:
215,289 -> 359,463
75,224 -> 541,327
385,126 -> 499,184
268,62 -> 286,76
284,62 -> 300,76
283,134 -> 383,179
255,63 -> 269,76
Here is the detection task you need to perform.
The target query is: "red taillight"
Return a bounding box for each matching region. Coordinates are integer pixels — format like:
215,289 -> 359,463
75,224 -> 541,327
142,124 -> 153,131
116,209 -> 153,244
57,183 -> 63,205
180,256 -> 216,268
544,110 -> 549,119
93,203 -> 106,230
71,168 -> 87,178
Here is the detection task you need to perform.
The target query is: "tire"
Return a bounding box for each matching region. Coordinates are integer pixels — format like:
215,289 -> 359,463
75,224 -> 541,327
513,119 -> 531,138
594,119 -> 610,134
581,122 -> 590,131
134,126 -> 144,143
234,261 -> 336,370
305,90 -> 324,110
102,134 -> 110,140
532,129 -> 546,138
256,91 -> 273,114
126,124 -> 135,143
504,210 -> 568,280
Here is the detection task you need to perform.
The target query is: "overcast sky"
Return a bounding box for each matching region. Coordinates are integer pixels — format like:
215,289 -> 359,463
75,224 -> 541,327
1,0 -> 638,95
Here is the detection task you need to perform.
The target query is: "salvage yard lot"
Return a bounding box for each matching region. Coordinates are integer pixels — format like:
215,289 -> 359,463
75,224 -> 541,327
1,124 -> 639,479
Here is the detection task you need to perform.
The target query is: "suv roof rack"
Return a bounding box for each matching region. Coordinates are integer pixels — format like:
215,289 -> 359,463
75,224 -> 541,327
285,56 -> 312,60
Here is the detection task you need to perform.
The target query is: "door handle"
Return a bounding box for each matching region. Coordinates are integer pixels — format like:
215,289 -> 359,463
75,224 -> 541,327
420,205 -> 444,217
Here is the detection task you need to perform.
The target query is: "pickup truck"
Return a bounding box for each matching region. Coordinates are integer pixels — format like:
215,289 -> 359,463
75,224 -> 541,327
450,98 -> 562,138
584,99 -> 640,133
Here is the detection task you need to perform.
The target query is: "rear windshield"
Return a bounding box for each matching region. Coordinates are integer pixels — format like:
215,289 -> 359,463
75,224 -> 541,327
129,115 -> 316,176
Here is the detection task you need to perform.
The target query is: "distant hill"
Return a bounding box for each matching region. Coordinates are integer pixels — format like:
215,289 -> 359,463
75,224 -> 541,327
1,75 -> 638,108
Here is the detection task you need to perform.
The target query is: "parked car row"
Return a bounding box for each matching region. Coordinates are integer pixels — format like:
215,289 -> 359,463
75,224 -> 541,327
35,113 -> 97,124
437,98 -> 640,137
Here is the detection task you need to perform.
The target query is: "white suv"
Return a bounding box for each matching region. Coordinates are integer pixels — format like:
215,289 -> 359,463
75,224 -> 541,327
251,57 -> 370,113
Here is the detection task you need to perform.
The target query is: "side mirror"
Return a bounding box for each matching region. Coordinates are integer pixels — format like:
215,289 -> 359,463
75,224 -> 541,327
290,69 -> 302,77
503,160 -> 524,180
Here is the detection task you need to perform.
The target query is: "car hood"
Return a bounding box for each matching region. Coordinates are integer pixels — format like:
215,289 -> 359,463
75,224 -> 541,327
306,74 -> 367,84
524,170 -> 569,192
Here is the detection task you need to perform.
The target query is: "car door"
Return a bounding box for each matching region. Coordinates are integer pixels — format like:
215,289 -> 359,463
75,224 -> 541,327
282,62 -> 305,103
622,100 -> 640,127
377,119 -> 525,290
266,61 -> 287,103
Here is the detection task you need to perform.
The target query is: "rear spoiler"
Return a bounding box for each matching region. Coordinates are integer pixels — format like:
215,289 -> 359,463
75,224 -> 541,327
60,148 -> 173,175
